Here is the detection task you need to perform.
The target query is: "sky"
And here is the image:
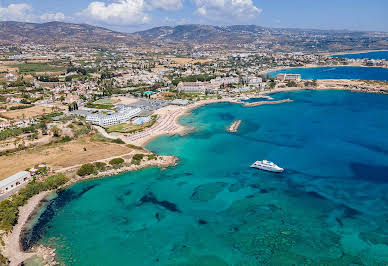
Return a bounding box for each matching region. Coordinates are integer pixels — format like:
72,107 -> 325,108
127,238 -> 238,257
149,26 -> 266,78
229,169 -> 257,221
0,0 -> 387,33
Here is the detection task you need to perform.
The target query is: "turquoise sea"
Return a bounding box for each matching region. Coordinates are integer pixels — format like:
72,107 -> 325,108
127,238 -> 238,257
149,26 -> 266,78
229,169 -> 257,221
269,66 -> 388,81
333,51 -> 388,60
24,90 -> 388,265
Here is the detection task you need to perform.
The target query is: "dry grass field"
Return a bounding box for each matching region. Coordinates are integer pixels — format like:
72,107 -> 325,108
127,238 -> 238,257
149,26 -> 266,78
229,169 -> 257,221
171,57 -> 214,65
2,106 -> 51,120
0,136 -> 133,178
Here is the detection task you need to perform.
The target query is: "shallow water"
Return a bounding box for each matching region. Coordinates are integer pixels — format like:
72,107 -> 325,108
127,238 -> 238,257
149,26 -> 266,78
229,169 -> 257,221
269,66 -> 388,80
333,51 -> 388,60
27,90 -> 388,265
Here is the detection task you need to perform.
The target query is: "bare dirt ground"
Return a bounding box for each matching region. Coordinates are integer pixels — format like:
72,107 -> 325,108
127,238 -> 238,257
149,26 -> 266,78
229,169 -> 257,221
0,136 -> 133,178
170,57 -> 214,65
112,96 -> 138,105
1,104 -> 64,120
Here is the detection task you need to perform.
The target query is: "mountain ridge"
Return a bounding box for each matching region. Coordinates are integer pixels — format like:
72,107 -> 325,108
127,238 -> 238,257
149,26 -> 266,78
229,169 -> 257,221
1,21 -> 387,51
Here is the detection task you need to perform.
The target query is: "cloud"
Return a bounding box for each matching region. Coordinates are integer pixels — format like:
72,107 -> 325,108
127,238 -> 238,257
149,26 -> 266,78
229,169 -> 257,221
193,0 -> 262,22
78,0 -> 151,25
149,0 -> 184,11
40,12 -> 66,22
0,3 -> 35,22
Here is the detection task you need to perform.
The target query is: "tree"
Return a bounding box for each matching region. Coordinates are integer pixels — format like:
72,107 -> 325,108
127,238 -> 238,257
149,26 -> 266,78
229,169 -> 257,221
77,164 -> 97,176
109,158 -> 124,166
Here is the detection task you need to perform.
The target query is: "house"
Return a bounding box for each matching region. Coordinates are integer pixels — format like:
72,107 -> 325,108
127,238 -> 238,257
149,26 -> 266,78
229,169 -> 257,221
0,171 -> 32,195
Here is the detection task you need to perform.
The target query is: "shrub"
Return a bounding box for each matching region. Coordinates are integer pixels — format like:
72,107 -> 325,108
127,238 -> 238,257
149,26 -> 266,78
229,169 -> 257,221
131,154 -> 145,165
109,158 -> 124,166
61,136 -> 72,142
127,144 -> 144,150
111,138 -> 125,144
147,154 -> 157,160
77,163 -> 97,176
0,173 -> 69,232
94,162 -> 106,171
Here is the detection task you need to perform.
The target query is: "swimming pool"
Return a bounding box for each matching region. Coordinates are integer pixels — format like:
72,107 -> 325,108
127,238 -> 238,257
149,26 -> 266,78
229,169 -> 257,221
133,117 -> 150,125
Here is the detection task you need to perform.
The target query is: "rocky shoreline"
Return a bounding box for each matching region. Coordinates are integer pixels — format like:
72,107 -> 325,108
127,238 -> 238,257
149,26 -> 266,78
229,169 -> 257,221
1,154 -> 178,266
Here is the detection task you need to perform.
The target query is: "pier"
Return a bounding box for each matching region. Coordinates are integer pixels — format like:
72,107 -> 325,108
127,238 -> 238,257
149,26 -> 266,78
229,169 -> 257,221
228,120 -> 242,132
243,99 -> 293,107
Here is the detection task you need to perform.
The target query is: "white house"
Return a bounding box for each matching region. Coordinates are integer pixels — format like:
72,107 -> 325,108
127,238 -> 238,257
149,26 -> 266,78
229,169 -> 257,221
0,171 -> 32,195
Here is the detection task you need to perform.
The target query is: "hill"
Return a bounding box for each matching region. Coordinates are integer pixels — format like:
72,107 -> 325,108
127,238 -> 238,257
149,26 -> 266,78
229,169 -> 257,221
0,21 -> 387,52
0,21 -> 140,48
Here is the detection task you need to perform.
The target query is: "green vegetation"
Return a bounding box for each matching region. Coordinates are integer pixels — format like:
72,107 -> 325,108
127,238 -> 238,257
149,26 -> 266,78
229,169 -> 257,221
109,158 -> 124,166
77,163 -> 97,176
0,173 -> 69,232
131,154 -> 145,165
111,138 -> 125,144
9,63 -> 65,74
106,115 -> 157,134
171,74 -> 216,86
127,144 -> 144,150
286,81 -> 297,87
147,154 -> 157,160
9,104 -> 33,110
94,162 -> 107,171
0,125 -> 39,141
0,252 -> 9,265
85,103 -> 114,109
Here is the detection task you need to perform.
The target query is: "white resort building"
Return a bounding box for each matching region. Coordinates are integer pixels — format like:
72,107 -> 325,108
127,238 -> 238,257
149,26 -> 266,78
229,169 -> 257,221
86,107 -> 142,126
177,82 -> 208,93
276,73 -> 301,82
0,171 -> 32,195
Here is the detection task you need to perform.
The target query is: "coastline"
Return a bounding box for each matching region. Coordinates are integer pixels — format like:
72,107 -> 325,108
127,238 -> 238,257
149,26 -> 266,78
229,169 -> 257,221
324,49 -> 388,56
2,154 -> 178,266
3,82 -> 388,265
2,191 -> 52,266
258,63 -> 388,76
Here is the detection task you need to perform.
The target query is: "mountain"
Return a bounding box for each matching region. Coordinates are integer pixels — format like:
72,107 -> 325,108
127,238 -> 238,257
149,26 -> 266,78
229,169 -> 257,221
0,21 -> 140,47
135,24 -> 388,51
134,24 -> 266,42
0,21 -> 387,52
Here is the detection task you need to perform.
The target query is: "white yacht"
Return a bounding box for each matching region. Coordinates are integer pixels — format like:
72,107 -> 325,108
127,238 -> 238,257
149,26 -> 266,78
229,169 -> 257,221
250,160 -> 284,173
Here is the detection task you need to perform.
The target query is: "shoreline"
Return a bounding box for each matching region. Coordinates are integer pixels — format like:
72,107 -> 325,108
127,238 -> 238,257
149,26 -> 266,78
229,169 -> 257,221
2,154 -> 178,266
325,49 -> 388,56
259,63 -> 388,76
3,84 -> 388,265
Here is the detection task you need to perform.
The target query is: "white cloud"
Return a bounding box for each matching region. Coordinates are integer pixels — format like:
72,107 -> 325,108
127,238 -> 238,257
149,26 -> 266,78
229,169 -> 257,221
193,0 -> 262,22
78,0 -> 151,25
40,12 -> 66,22
0,3 -> 35,22
149,0 -> 184,11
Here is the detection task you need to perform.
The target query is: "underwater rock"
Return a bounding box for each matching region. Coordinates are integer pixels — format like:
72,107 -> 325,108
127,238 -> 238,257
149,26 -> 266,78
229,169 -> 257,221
138,192 -> 181,213
191,182 -> 228,202
228,183 -> 245,192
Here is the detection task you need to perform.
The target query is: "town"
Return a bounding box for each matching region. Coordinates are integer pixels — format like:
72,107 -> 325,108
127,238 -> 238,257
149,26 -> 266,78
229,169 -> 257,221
1,44 -> 388,194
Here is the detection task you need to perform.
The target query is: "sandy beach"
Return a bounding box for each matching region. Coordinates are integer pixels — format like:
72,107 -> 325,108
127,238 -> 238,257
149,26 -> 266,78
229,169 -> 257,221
2,78 -> 388,265
2,191 -> 51,266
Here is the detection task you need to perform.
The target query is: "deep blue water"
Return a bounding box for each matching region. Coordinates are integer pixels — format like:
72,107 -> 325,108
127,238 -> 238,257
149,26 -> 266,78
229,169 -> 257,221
333,51 -> 388,60
269,66 -> 388,80
27,90 -> 388,265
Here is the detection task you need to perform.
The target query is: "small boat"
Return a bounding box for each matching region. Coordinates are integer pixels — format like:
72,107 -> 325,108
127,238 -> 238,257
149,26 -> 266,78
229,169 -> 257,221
250,160 -> 284,173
